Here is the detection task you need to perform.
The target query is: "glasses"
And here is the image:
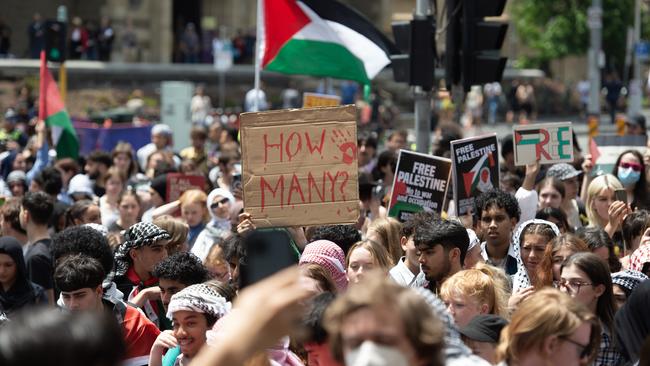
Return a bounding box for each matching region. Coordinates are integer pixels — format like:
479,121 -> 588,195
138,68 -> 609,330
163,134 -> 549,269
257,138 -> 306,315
559,279 -> 593,294
210,197 -> 230,209
560,336 -> 592,359
620,162 -> 643,172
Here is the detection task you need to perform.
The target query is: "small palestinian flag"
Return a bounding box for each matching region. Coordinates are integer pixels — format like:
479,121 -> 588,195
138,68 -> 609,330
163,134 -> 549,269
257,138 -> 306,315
39,51 -> 79,159
260,0 -> 398,84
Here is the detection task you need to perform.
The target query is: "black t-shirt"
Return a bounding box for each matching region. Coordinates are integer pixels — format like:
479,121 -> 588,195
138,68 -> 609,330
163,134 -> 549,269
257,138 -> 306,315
93,185 -> 106,197
24,238 -> 53,291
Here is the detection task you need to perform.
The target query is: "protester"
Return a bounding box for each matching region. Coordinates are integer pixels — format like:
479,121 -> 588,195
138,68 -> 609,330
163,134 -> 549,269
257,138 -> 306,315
85,151 -> 112,197
20,191 -> 54,303
55,254 -> 159,366
535,206 -> 572,233
345,240 -> 392,285
546,163 -> 583,229
111,142 -> 139,182
459,314 -> 508,364
496,288 -> 600,366
440,264 -> 509,327
611,269 -> 648,310
615,279 -> 650,364
510,219 -> 559,293
585,174 -> 628,238
366,217 -> 402,264
301,292 -> 342,366
99,166 -> 126,228
204,239 -> 231,282
0,198 -> 27,244
153,189 -> 208,249
192,188 -> 235,261
324,274 -> 445,366
153,215 -> 190,254
64,199 -> 102,227
137,124 -> 174,170
67,173 -> 96,202
299,240 -> 348,293
300,263 -> 337,295
108,188 -> 142,234
611,150 -> 649,210
621,210 -> 650,268
576,226 -> 622,272
112,222 -> 171,328
560,252 -> 619,365
536,234 -> 590,288
414,218 -> 469,291
6,170 -> 27,198
143,173 -> 168,222
0,236 -> 47,315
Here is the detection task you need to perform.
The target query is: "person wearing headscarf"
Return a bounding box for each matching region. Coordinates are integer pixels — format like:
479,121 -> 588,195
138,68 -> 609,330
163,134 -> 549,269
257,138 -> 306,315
299,240 -> 348,292
615,279 -> 650,365
191,188 -> 234,262
113,222 -> 171,329
149,283 -> 231,366
511,219 -> 560,293
611,269 -> 648,310
0,236 -> 47,315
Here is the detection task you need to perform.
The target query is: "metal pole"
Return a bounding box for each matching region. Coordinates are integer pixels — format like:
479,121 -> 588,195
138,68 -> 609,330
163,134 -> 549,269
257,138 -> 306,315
587,0 -> 602,122
59,63 -> 67,103
252,0 -> 263,112
628,0 -> 642,117
414,0 -> 432,154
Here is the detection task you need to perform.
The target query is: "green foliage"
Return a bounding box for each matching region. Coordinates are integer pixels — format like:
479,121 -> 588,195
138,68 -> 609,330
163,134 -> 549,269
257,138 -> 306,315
511,0 -> 636,71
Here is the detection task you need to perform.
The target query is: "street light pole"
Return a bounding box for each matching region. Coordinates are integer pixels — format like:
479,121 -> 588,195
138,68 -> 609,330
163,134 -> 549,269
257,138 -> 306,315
414,0 -> 432,154
628,0 -> 642,118
587,0 -> 602,122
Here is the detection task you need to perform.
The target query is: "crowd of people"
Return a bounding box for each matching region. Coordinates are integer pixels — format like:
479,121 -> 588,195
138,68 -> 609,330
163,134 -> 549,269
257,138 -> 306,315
2,99 -> 650,366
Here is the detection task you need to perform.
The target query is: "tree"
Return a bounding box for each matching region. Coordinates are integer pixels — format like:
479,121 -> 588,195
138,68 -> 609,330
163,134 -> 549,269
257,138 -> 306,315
511,0 -> 644,75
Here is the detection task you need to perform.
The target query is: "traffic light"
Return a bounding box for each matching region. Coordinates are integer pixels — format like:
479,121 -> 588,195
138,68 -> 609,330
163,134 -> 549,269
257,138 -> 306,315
391,17 -> 436,90
461,0 -> 508,91
45,20 -> 66,63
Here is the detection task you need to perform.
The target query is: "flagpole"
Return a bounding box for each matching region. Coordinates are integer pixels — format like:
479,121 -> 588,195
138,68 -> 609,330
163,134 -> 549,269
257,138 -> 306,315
39,51 -> 46,121
253,0 -> 263,112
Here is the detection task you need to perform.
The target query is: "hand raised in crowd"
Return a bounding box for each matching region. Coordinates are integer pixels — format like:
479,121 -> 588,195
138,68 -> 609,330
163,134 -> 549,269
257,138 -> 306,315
582,153 -> 594,175
507,286 -> 535,312
640,227 -> 650,248
190,267 -> 310,366
605,200 -> 631,238
237,212 -> 256,236
522,159 -> 540,191
149,330 -> 178,366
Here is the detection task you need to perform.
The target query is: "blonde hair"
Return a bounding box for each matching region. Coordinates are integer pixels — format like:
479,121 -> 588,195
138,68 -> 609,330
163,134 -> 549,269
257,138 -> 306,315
440,263 -> 510,319
368,217 -> 403,264
103,166 -> 127,185
179,189 -> 209,223
345,240 -> 394,272
152,215 -> 189,254
586,174 -> 623,228
496,288 -> 601,364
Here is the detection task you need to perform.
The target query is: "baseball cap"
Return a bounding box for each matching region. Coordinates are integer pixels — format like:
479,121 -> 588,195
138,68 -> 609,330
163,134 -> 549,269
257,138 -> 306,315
459,314 -> 509,343
547,163 -> 582,181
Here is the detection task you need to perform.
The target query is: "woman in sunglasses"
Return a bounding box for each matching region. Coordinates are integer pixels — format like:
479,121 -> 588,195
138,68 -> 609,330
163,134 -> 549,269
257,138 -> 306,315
559,252 -> 619,366
191,188 -> 235,262
496,288 -> 600,366
612,150 -> 649,210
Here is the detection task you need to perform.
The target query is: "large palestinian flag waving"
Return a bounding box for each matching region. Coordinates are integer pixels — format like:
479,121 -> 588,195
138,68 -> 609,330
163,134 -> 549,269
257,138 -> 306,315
260,0 -> 398,84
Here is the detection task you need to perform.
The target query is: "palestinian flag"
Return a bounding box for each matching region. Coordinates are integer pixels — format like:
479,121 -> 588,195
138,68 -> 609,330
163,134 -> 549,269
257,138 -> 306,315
260,0 -> 398,84
39,51 -> 79,160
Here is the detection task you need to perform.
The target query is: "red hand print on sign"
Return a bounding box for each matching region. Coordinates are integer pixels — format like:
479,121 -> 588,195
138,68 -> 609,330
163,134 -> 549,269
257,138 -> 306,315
330,129 -> 356,165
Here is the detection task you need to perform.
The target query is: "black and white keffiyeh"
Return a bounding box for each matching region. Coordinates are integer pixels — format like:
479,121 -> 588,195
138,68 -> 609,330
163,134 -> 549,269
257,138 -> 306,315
167,283 -> 231,320
511,219 -> 560,292
113,222 -> 171,277
612,269 -> 648,294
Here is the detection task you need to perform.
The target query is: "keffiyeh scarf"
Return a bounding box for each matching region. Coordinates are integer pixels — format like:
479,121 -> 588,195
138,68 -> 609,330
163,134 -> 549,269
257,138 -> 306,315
167,283 -> 231,320
113,222 -> 171,277
511,219 -> 560,293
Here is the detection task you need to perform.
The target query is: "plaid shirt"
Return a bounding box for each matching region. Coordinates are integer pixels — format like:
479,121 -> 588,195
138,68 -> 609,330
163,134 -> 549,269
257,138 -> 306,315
595,325 -> 621,366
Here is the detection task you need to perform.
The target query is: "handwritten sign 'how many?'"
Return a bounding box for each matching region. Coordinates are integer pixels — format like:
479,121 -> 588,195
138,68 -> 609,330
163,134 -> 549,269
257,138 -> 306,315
240,105 -> 359,228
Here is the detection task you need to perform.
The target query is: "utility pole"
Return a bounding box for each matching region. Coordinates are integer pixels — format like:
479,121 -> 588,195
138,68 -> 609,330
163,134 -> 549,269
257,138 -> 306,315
413,0 -> 432,154
587,0 -> 602,124
628,0 -> 642,118
57,5 -> 67,103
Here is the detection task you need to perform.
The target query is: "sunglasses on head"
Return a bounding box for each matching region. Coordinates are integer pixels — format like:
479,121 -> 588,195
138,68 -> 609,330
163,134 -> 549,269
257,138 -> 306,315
620,162 -> 643,172
210,197 -> 230,209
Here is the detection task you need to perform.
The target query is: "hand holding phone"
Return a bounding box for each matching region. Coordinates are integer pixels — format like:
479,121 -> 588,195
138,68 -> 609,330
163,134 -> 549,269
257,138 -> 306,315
615,189 -> 627,203
239,230 -> 298,289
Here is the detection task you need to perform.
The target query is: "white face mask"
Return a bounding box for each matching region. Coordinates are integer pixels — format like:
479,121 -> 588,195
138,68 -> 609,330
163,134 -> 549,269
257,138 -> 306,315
345,341 -> 410,366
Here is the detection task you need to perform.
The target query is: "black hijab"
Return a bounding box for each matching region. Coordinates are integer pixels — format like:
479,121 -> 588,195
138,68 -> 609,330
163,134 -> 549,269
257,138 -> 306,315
0,236 -> 37,313
615,279 -> 650,363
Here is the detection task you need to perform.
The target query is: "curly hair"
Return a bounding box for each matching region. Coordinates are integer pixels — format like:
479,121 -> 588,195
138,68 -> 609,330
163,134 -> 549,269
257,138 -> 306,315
152,252 -> 210,286
400,211 -> 439,240
474,189 -> 521,223
51,226 -> 114,275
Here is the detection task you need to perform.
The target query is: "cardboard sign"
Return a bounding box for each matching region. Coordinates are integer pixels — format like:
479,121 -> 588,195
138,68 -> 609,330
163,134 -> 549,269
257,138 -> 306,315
303,92 -> 341,108
166,174 -> 207,202
388,150 -> 451,222
240,105 -> 359,227
450,134 -> 500,216
514,122 -> 573,166
589,135 -> 647,177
